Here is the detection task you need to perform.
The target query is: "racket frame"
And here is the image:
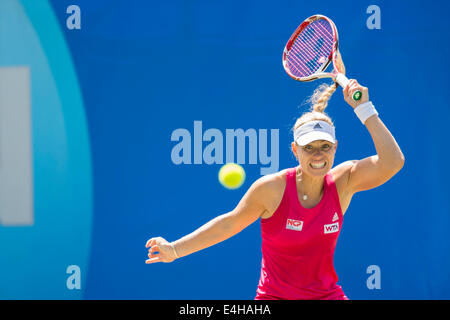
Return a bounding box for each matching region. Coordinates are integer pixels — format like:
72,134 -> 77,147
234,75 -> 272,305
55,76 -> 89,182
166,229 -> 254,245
282,14 -> 359,99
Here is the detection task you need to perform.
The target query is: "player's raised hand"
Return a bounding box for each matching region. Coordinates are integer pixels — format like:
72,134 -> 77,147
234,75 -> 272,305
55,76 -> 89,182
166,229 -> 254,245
343,79 -> 369,109
145,236 -> 178,264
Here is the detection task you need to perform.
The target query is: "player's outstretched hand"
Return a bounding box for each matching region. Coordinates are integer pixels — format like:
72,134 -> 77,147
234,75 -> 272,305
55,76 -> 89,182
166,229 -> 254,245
343,79 -> 369,109
145,236 -> 177,264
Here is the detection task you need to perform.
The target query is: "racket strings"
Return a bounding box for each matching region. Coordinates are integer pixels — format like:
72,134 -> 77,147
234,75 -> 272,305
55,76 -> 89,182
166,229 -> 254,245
292,33 -> 329,73
295,23 -> 332,57
288,26 -> 329,73
298,21 -> 333,58
287,19 -> 334,78
291,23 -> 333,73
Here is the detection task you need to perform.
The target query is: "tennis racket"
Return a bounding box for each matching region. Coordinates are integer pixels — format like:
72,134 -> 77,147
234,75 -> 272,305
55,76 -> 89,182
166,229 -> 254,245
282,14 -> 362,101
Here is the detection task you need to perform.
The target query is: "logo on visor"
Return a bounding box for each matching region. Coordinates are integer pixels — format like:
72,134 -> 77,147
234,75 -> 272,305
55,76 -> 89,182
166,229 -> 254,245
313,123 -> 323,129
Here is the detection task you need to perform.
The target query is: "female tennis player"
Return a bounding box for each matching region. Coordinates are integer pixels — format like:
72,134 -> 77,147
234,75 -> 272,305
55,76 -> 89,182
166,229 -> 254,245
145,79 -> 405,300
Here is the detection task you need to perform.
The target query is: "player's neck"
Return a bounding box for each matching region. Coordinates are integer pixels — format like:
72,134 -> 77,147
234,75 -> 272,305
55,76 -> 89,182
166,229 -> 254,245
296,166 -> 325,200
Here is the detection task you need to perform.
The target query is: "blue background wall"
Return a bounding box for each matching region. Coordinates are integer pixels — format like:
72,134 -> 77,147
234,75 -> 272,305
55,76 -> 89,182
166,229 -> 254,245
1,0 -> 449,299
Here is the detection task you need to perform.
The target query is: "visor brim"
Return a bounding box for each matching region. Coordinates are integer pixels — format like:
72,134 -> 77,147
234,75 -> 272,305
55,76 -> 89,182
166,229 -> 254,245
295,131 -> 336,146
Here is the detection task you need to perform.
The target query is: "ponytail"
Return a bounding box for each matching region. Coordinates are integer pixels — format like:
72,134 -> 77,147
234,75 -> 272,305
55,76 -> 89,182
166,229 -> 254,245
309,51 -> 346,113
292,52 -> 348,134
310,82 -> 338,113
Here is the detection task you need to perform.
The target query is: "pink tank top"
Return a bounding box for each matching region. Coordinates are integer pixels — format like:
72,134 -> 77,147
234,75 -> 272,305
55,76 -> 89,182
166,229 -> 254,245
255,167 -> 347,300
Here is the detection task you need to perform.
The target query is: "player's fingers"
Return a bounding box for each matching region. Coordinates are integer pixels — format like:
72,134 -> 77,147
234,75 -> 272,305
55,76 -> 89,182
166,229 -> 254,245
347,79 -> 358,91
146,236 -> 165,248
344,79 -> 356,91
148,251 -> 160,258
154,237 -> 165,244
351,82 -> 365,93
342,81 -> 351,96
348,84 -> 357,94
342,83 -> 349,95
348,82 -> 361,94
148,245 -> 160,254
350,79 -> 367,92
145,238 -> 154,248
146,257 -> 162,264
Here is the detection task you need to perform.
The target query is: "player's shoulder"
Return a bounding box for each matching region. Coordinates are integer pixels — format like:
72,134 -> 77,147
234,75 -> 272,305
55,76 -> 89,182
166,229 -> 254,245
251,168 -> 290,196
330,160 -> 357,187
248,169 -> 290,216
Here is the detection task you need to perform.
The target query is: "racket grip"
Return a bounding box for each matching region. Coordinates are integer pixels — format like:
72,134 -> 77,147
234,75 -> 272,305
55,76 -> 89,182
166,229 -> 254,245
335,73 -> 362,101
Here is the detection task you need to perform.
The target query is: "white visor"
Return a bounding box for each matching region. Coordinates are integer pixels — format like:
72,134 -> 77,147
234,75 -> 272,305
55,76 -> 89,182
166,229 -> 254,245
294,120 -> 336,146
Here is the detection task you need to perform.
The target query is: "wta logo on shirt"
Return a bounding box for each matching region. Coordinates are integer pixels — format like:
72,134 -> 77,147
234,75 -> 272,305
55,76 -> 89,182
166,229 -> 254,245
286,219 -> 303,231
324,222 -> 339,234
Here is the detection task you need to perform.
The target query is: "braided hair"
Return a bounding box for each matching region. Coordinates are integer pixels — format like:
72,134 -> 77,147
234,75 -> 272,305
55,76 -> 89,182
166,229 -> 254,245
292,52 -> 346,134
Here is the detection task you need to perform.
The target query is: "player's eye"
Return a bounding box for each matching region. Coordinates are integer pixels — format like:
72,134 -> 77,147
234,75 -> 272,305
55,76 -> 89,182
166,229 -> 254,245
321,144 -> 331,151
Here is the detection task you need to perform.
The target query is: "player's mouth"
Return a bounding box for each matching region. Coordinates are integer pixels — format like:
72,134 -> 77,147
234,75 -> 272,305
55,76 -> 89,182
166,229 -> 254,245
310,161 -> 327,169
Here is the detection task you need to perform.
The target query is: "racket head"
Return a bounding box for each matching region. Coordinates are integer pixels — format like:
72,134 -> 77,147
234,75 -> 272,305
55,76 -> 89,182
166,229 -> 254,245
282,15 -> 341,82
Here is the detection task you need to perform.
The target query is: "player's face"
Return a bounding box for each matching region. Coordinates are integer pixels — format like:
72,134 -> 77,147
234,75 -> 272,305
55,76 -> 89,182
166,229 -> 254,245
292,140 -> 337,177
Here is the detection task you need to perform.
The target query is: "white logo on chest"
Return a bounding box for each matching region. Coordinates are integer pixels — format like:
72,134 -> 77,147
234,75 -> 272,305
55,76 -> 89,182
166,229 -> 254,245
332,212 -> 339,222
286,219 -> 303,231
324,222 -> 339,234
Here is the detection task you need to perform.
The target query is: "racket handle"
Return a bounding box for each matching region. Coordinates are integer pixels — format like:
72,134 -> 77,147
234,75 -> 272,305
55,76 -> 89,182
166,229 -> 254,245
335,73 -> 362,101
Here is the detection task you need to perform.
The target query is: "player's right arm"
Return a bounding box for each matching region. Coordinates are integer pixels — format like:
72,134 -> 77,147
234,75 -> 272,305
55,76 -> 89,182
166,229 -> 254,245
145,174 -> 281,264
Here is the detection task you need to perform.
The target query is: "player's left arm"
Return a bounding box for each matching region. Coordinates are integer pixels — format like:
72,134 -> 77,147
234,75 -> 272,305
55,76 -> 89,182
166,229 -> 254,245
343,79 -> 405,193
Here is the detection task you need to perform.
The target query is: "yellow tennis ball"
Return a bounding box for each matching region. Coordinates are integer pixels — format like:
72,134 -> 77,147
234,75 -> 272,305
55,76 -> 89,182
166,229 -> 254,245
218,163 -> 246,190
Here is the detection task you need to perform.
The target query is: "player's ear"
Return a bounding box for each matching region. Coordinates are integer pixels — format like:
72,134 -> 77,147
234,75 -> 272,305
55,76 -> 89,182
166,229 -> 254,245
291,141 -> 299,158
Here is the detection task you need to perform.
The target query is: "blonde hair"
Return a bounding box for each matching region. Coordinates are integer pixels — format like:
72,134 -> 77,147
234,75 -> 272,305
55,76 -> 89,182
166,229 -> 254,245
292,52 -> 346,133
292,82 -> 337,133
